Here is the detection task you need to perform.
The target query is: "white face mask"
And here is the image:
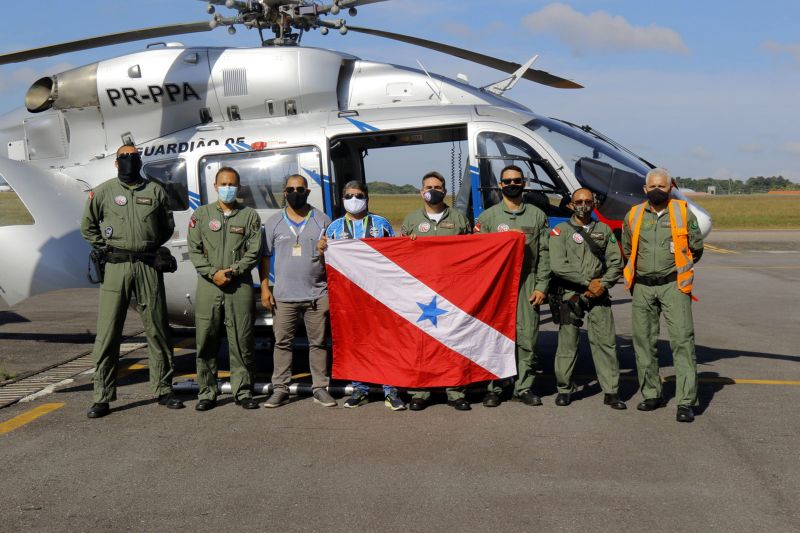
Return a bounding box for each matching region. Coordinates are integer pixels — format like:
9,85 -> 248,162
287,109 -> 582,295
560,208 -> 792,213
343,196 -> 367,214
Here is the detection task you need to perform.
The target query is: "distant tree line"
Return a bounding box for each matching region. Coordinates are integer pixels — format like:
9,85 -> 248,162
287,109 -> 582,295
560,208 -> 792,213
367,181 -> 419,194
674,176 -> 800,194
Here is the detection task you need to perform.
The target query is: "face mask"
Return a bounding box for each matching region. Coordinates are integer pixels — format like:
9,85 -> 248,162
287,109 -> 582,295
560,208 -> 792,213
343,196 -> 367,214
117,153 -> 142,184
423,189 -> 446,205
573,204 -> 593,218
646,188 -> 670,205
217,185 -> 238,204
501,185 -> 524,198
285,191 -> 308,209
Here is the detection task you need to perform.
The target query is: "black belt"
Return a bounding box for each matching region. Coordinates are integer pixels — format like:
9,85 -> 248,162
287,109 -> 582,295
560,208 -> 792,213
635,272 -> 677,286
105,248 -> 157,264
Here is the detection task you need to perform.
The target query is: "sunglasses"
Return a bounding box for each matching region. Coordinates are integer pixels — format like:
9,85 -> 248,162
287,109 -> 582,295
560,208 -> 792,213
500,178 -> 524,185
572,200 -> 594,206
285,186 -> 307,194
117,152 -> 140,161
344,193 -> 366,200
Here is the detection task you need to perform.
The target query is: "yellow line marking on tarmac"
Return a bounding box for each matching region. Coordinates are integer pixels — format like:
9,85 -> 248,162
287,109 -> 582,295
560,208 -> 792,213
0,403 -> 65,436
291,373 -> 311,379
117,362 -> 147,378
175,371 -> 231,379
705,244 -> 738,254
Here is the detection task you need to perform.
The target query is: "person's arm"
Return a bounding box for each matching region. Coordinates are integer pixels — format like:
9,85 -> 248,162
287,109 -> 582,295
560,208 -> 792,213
687,209 -> 704,263
621,216 -> 633,259
259,221 -> 275,311
80,190 -> 104,249
155,185 -> 175,247
531,213 -> 550,298
231,212 -> 263,275
186,211 -> 215,277
601,230 -> 623,288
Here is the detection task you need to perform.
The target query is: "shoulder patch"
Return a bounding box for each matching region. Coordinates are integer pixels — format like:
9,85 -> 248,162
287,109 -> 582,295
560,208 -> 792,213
88,191 -> 94,200
189,216 -> 197,229
473,222 -> 481,233
689,220 -> 699,230
609,234 -> 617,243
550,227 -> 561,237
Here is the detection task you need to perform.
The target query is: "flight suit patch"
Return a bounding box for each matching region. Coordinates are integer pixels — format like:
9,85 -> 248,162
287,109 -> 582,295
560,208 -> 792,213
440,222 -> 455,229
572,233 -> 584,244
209,219 -> 222,231
136,197 -> 153,205
520,226 -> 536,234
189,216 -> 197,228
229,226 -> 245,235
114,195 -> 127,206
418,222 -> 431,233
689,220 -> 699,230
104,226 -> 113,238
660,219 -> 671,228
550,227 -> 561,237
497,224 -> 510,232
591,232 -> 605,241
88,191 -> 94,200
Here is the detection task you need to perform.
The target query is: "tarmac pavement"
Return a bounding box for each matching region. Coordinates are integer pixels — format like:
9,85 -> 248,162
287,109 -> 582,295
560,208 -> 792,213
0,231 -> 798,531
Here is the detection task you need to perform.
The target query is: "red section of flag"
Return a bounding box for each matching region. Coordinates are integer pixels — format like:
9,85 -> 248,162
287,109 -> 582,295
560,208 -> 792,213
329,268 -> 500,387
327,232 -> 524,388
359,233 -> 523,339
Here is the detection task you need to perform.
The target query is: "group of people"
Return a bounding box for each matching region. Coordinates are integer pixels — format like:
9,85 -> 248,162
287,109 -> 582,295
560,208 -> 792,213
80,144 -> 704,423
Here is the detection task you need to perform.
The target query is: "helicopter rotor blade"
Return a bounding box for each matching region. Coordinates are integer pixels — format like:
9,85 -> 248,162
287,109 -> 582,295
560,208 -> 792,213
346,25 -> 583,89
0,21 -> 214,65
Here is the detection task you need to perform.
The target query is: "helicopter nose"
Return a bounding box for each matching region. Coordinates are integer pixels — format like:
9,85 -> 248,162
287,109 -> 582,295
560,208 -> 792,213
0,158 -> 90,306
672,188 -> 713,238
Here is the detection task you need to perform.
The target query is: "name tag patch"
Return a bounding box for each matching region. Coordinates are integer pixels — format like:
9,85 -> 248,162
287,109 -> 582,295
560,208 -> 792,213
229,225 -> 245,235
440,222 -> 455,229
136,197 -> 153,205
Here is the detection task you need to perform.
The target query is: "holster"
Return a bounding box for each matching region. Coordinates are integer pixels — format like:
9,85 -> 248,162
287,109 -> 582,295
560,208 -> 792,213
153,247 -> 178,274
88,247 -> 107,284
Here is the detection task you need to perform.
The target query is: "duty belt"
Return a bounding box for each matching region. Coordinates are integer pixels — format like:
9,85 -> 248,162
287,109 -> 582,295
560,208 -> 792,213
104,247 -> 157,265
635,272 -> 678,286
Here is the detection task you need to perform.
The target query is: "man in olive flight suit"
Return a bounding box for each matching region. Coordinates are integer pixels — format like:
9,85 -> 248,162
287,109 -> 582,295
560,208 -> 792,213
474,165 -> 550,407
81,144 -> 182,418
549,188 -> 626,410
622,168 -> 704,422
188,167 -> 263,411
400,171 -> 473,411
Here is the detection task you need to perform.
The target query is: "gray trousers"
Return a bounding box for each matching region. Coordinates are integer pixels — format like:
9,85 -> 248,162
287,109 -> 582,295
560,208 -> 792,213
271,297 -> 330,393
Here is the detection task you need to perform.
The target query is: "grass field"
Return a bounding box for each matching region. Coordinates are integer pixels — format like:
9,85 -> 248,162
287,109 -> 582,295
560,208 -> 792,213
688,194 -> 800,229
0,191 -> 34,226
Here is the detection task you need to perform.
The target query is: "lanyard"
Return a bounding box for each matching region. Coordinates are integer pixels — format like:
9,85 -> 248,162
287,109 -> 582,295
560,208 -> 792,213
283,209 -> 312,243
345,215 -> 370,239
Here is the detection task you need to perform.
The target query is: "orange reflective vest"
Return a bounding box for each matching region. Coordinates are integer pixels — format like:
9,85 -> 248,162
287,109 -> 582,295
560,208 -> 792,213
623,199 -> 694,294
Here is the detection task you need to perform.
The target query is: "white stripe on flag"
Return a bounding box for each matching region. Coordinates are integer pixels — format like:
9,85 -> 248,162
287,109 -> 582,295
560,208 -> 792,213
326,239 -> 516,379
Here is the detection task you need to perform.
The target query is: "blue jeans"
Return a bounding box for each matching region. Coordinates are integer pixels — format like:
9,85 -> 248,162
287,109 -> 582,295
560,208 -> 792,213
352,381 -> 396,397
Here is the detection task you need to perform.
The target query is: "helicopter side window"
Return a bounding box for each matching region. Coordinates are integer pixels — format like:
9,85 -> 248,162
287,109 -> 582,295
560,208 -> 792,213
143,158 -> 189,211
198,146 -> 322,210
475,131 -> 568,214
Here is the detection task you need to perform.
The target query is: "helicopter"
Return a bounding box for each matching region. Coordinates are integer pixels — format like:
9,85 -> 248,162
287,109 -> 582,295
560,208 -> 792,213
0,0 -> 712,326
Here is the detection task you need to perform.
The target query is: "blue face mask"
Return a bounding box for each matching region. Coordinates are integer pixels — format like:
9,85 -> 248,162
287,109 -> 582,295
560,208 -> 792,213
217,185 -> 238,204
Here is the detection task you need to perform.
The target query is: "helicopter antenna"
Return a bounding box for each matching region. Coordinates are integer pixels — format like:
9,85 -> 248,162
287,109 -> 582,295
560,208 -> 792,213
416,59 -> 450,104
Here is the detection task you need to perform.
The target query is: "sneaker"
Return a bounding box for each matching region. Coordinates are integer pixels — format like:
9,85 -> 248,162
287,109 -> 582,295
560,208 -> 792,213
313,388 -> 337,407
384,393 -> 406,411
344,391 -> 369,408
264,390 -> 290,408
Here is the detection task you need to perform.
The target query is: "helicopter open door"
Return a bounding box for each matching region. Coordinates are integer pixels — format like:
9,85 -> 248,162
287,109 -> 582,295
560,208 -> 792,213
466,122 -> 574,225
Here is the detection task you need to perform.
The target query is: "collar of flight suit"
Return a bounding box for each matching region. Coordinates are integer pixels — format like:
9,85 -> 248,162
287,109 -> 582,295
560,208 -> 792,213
214,200 -> 241,217
501,201 -> 527,216
422,204 -> 451,221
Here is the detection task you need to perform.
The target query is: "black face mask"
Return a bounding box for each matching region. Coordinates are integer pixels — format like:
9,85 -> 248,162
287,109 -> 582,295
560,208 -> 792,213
117,153 -> 143,184
501,185 -> 524,198
646,189 -> 670,205
285,191 -> 308,209
423,189 -> 446,205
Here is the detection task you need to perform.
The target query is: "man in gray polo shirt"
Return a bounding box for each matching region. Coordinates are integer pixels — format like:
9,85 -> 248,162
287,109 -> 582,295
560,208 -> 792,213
260,174 -> 335,408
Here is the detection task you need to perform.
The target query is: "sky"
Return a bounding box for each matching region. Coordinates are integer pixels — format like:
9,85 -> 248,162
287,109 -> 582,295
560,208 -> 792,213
0,0 -> 798,184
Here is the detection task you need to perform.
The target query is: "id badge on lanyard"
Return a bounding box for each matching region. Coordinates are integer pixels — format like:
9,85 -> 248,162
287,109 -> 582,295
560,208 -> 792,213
284,210 -> 311,258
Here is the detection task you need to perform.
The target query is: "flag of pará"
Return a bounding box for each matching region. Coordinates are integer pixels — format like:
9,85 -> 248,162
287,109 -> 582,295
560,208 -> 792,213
324,232 -> 524,388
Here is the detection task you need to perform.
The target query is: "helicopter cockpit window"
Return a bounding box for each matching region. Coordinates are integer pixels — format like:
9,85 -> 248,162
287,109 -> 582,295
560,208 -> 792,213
525,117 -> 652,220
198,146 -> 322,210
475,131 -> 567,214
143,158 -> 189,212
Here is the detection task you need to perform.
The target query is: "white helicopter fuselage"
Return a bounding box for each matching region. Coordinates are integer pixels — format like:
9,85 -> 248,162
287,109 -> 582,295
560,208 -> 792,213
0,45 -> 711,324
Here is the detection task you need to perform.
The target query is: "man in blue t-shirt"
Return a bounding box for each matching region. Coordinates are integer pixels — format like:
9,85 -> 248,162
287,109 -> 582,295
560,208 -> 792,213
318,180 -> 406,411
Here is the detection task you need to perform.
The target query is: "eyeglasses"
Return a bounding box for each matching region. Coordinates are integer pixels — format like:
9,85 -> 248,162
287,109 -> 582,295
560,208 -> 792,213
285,186 -> 307,194
344,193 -> 366,200
572,200 -> 594,206
500,178 -> 524,185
